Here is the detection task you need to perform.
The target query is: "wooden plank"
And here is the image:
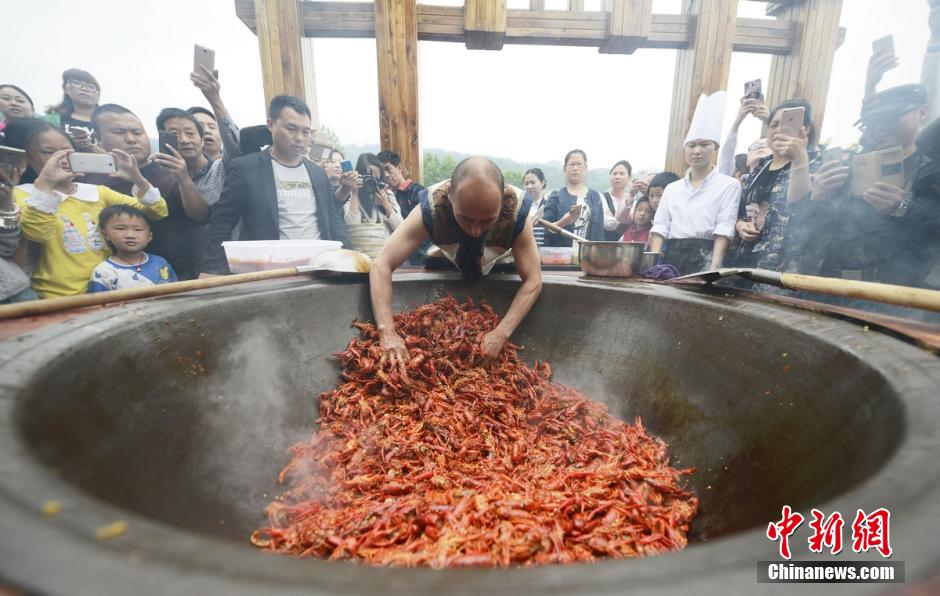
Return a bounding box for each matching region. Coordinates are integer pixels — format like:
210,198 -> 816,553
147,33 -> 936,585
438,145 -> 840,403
465,0 -> 508,50
374,0 -> 421,182
253,0 -> 306,109
601,0 -> 652,54
236,1 -> 811,54
665,0 -> 738,174
765,0 -> 843,143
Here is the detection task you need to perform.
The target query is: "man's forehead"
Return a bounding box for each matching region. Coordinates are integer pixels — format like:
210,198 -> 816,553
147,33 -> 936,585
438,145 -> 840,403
165,117 -> 197,131
100,112 -> 144,129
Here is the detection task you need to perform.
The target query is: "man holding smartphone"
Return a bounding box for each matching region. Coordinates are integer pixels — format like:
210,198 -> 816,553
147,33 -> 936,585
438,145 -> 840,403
815,84 -> 938,288
91,104 -> 208,280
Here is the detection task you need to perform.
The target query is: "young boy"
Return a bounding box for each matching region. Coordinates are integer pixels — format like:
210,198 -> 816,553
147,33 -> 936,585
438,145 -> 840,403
88,205 -> 177,293
620,197 -> 653,244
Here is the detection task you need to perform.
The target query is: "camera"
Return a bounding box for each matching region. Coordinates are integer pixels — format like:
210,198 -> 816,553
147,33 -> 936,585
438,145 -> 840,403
361,174 -> 387,197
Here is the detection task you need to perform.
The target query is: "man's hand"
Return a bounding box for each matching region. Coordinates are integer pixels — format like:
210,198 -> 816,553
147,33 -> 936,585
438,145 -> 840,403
380,330 -> 409,378
481,328 -> 509,361
35,149 -> 79,193
866,49 -> 899,97
810,161 -> 850,202
862,182 -> 906,215
110,148 -> 149,191
190,65 -> 222,103
735,219 -> 761,242
151,145 -> 190,183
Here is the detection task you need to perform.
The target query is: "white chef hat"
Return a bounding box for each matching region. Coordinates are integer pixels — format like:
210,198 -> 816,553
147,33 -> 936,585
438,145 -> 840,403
684,91 -> 728,145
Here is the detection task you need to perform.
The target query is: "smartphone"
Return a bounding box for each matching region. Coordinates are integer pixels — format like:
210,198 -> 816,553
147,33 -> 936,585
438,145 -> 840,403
850,152 -> 880,198
878,146 -> 905,188
194,44 -> 216,75
68,152 -> 117,175
0,145 -> 26,179
779,107 -> 805,138
158,131 -> 178,156
822,146 -> 844,165
340,160 -> 353,173
744,79 -> 762,100
872,35 -> 895,58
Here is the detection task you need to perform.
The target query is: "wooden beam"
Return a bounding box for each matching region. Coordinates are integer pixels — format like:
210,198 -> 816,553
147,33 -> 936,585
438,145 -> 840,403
253,0 -> 305,109
233,1 -> 818,54
300,38 -> 320,129
600,0 -> 652,54
569,0 -> 585,10
464,0 -> 507,50
665,0 -> 738,174
765,0 -> 843,143
374,0 -> 421,182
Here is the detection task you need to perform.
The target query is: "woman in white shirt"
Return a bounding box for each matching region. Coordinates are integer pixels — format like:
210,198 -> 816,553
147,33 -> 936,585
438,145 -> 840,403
602,160 -> 633,240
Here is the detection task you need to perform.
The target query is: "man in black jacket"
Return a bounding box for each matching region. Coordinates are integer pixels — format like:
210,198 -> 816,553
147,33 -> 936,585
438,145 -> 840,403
202,95 -> 348,275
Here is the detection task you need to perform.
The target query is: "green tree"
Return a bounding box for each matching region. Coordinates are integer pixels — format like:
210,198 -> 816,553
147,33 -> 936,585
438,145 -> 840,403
504,169 -> 524,188
422,152 -> 457,186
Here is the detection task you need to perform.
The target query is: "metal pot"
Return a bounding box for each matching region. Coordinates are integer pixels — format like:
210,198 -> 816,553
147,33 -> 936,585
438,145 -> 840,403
538,218 -> 645,277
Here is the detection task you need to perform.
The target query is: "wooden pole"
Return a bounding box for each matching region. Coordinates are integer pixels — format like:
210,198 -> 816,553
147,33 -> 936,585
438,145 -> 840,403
464,0 -> 508,50
765,0 -> 844,143
300,38 -> 321,129
664,0 -> 738,174
600,0 -> 652,54
254,0 -> 306,109
374,0 -> 422,182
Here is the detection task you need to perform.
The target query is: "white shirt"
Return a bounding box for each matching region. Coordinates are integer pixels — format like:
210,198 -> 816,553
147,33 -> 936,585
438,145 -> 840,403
602,189 -> 632,231
272,160 -> 319,240
650,168 -> 741,241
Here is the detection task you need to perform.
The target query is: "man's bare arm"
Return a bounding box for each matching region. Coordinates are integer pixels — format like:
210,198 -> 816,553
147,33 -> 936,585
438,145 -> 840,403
482,218 -> 542,358
369,207 -> 430,374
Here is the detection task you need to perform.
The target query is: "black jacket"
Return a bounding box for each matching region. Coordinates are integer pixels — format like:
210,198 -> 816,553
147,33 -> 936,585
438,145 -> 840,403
203,150 -> 349,274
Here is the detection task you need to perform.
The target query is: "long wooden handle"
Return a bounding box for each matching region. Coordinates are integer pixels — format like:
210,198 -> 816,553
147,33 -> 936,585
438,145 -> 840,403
773,272 -> 940,313
0,267 -> 309,321
537,218 -> 584,244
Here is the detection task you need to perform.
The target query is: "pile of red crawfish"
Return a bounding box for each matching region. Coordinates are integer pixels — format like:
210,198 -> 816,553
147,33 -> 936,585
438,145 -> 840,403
251,296 -> 698,567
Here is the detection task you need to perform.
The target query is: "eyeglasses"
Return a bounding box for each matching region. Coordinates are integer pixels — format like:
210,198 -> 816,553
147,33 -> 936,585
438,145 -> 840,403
66,79 -> 99,91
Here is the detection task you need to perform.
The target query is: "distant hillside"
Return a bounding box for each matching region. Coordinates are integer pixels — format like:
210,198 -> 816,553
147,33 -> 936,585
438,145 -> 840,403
343,144 -> 612,191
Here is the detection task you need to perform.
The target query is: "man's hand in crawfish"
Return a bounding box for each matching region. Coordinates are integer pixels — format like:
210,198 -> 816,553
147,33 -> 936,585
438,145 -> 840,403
379,330 -> 410,379
481,328 -> 509,363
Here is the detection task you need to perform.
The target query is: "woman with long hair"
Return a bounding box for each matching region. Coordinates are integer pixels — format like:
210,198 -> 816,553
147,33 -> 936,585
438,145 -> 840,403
43,69 -> 102,149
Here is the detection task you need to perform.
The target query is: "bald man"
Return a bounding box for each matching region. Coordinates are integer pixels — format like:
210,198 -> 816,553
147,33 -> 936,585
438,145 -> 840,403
370,156 -> 542,371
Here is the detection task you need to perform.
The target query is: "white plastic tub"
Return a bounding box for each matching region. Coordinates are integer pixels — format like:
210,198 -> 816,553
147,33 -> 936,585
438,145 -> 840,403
222,239 -> 342,273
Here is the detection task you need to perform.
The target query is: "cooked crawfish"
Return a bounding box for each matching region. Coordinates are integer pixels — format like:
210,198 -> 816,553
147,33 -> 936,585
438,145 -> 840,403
251,296 -> 698,567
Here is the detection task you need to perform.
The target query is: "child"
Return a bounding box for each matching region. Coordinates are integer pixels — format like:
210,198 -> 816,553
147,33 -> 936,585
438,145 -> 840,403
620,196 -> 653,244
88,205 -> 176,293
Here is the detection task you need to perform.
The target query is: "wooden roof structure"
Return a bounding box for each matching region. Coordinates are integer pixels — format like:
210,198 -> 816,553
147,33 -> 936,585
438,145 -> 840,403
236,0 -> 845,179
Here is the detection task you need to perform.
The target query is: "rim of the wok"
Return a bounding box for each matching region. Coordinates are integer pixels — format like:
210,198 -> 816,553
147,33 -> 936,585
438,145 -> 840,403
0,273 -> 938,596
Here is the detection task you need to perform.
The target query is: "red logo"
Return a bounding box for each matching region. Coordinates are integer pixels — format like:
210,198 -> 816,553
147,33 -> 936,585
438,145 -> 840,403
767,506 -> 892,559
767,505 -> 805,560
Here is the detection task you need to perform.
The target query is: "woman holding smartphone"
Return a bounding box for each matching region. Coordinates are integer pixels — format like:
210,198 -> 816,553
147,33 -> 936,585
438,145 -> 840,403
3,118 -> 167,298
731,99 -> 819,272
43,69 -> 102,150
542,149 -> 605,247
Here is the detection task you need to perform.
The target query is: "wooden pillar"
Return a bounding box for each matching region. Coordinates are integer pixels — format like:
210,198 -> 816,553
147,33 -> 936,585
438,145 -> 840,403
765,0 -> 844,143
375,0 -> 421,182
300,38 -> 320,129
665,0 -> 738,174
465,0 -> 507,50
600,0 -> 652,54
253,0 -> 305,110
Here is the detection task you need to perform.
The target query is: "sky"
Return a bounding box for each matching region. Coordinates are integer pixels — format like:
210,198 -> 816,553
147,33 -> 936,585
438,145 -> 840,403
1,0 -> 930,172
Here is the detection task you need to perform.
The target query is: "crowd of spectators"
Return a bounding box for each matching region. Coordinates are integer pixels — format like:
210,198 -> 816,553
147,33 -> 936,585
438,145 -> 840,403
0,32 -> 938,311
